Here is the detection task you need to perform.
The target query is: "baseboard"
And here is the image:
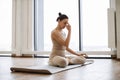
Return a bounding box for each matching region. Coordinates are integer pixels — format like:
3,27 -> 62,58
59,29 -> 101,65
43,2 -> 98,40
11,54 -> 34,58
34,55 -> 112,59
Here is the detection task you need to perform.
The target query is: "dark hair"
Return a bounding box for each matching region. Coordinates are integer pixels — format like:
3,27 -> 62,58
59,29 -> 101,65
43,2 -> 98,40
56,12 -> 68,21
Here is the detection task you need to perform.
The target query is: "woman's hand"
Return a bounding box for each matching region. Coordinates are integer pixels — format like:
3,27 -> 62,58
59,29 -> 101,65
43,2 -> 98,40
66,23 -> 71,31
77,53 -> 88,57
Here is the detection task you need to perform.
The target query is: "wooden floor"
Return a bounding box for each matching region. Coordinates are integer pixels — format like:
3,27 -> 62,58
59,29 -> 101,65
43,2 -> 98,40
0,57 -> 120,80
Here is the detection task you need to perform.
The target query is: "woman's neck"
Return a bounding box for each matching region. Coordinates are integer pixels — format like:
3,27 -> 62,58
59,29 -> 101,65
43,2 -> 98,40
56,25 -> 62,31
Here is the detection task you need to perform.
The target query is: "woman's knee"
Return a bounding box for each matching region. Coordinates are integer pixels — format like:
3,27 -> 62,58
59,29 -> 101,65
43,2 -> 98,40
53,56 -> 68,67
70,56 -> 86,64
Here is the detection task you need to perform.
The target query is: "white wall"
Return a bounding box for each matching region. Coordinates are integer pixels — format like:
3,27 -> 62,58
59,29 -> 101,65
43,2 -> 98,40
116,0 -> 120,59
109,0 -> 120,59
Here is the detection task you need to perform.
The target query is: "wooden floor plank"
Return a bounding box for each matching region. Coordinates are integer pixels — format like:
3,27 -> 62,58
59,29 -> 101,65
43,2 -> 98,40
0,57 -> 120,80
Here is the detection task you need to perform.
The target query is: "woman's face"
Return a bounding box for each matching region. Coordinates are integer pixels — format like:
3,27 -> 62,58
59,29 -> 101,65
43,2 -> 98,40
58,19 -> 68,29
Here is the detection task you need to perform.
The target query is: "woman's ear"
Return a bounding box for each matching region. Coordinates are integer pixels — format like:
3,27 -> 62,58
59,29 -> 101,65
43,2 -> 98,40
58,19 -> 60,23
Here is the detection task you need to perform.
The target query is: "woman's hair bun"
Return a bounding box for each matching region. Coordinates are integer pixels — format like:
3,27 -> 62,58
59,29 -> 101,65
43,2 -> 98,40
56,12 -> 68,21
58,12 -> 62,16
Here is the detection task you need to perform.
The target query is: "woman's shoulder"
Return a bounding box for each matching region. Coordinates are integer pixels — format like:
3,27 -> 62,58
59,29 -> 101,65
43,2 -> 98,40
51,29 -> 58,35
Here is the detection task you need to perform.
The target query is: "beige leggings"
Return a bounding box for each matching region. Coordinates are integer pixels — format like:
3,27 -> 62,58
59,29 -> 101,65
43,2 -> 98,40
49,56 -> 86,68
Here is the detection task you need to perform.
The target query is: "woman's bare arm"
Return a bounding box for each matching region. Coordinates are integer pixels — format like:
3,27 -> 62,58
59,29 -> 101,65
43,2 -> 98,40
65,24 -> 71,48
52,24 -> 71,48
66,47 -> 88,57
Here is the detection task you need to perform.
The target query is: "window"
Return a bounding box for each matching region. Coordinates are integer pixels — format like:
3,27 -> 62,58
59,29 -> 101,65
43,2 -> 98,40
34,0 -> 79,51
81,0 -> 110,51
44,0 -> 79,51
0,0 -> 12,51
35,0 -> 110,52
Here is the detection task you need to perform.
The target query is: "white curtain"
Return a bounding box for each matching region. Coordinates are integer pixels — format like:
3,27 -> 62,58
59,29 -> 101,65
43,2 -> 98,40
12,0 -> 34,55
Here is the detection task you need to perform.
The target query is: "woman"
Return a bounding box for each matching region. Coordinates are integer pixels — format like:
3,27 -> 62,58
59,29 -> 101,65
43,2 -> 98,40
49,12 -> 87,68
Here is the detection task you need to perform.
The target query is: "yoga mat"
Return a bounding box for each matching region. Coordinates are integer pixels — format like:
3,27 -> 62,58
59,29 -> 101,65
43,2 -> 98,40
10,60 -> 94,74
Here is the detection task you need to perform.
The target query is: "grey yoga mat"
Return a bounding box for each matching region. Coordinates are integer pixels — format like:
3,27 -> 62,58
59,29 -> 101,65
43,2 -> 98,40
10,60 -> 94,74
